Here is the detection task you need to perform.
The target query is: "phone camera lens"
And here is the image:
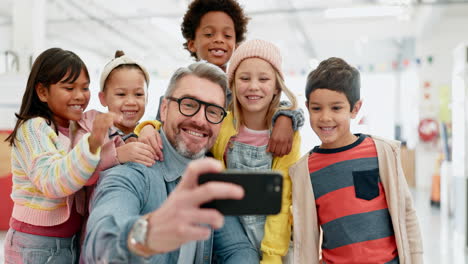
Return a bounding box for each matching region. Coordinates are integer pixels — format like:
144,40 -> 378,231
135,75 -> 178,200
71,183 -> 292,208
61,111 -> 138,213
267,184 -> 274,192
274,185 -> 280,192
274,177 -> 281,184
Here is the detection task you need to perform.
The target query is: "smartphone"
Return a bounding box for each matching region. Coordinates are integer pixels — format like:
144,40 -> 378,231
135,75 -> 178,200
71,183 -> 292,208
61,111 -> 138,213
198,170 -> 283,215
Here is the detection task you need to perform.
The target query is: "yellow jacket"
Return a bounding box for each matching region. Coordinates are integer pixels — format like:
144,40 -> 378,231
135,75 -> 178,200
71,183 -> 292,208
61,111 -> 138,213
211,112 -> 301,264
134,120 -> 161,135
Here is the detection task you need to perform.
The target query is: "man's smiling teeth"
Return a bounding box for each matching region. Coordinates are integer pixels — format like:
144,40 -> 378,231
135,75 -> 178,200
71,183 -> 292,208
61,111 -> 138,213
186,129 -> 204,137
321,127 -> 334,131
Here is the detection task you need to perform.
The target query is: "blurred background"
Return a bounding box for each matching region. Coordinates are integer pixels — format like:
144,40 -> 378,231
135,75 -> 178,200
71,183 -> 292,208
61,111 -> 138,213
0,0 -> 467,263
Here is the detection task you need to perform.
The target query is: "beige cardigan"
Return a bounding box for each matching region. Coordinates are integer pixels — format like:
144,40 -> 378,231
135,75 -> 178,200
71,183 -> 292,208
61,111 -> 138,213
289,135 -> 423,264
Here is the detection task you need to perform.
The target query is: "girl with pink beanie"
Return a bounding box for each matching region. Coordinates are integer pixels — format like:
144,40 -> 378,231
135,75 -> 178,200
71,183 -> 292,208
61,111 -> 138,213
211,39 -> 301,264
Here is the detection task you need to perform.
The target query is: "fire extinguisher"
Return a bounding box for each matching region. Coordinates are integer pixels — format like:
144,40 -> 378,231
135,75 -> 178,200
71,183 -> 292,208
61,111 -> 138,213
418,118 -> 439,142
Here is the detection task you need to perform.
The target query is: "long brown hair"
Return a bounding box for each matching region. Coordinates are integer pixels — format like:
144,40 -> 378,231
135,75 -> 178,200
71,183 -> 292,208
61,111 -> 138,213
6,48 -> 89,146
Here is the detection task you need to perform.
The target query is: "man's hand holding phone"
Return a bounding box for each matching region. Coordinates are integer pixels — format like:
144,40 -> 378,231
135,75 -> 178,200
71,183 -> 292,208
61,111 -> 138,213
130,158 -> 245,256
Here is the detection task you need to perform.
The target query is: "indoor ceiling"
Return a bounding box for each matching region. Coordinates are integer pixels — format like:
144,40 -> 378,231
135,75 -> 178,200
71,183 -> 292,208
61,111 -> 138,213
0,0 -> 467,76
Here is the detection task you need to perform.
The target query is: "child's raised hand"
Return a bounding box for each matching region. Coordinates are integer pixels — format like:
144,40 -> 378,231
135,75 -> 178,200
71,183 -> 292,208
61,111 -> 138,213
267,115 -> 293,157
89,112 -> 122,154
116,142 -> 156,167
138,125 -> 164,161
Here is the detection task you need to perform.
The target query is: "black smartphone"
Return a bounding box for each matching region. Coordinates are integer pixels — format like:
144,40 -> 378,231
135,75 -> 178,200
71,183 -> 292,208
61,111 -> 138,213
198,170 -> 283,215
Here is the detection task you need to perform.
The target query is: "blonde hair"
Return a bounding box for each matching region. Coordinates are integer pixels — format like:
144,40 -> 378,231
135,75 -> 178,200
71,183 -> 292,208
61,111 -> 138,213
230,70 -> 297,131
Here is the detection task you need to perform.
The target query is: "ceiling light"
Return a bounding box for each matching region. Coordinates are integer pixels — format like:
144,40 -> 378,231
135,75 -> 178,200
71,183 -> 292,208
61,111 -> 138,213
324,6 -> 405,19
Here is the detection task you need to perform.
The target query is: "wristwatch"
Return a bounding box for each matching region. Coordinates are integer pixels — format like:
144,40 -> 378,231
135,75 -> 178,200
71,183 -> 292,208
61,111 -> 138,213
128,216 -> 151,257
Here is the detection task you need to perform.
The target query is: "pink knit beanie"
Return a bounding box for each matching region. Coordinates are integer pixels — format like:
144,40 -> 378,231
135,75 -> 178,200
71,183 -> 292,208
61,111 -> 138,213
227,39 -> 283,87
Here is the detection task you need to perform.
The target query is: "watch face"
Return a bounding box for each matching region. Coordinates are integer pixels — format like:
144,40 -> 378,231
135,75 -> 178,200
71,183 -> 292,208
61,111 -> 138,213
132,218 -> 148,244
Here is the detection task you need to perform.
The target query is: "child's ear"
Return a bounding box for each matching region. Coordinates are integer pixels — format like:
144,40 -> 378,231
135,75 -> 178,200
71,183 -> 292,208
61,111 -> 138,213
160,98 -> 168,123
351,100 -> 363,119
304,101 -> 309,109
98,91 -> 108,107
187,40 -> 197,53
35,83 -> 48,103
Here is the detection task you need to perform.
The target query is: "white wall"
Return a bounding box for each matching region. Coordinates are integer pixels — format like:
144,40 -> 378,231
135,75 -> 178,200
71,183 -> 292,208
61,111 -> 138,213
0,25 -> 17,129
0,73 -> 27,129
414,16 -> 468,189
0,26 -> 12,74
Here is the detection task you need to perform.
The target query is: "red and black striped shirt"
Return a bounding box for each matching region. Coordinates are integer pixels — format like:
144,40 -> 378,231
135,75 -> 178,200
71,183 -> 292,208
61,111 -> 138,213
308,134 -> 399,264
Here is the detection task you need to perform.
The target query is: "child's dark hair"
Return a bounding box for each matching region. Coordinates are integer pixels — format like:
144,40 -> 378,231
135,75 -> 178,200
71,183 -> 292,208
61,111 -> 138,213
6,47 -> 89,146
305,57 -> 360,110
115,50 -> 125,57
181,0 -> 250,59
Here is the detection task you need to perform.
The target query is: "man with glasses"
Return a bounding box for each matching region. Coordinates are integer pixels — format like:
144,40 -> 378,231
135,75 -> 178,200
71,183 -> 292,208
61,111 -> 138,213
83,62 -> 258,263
163,96 -> 226,159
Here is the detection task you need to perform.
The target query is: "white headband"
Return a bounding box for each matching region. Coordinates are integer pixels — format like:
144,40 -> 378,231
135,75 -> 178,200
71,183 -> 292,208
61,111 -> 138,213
100,55 -> 150,91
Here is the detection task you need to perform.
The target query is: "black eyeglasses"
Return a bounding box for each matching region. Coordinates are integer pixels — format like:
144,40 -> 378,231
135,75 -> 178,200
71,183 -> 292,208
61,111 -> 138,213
166,96 -> 227,124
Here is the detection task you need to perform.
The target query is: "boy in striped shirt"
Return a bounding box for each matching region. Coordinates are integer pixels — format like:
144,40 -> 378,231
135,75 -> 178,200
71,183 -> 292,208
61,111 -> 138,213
289,57 -> 423,264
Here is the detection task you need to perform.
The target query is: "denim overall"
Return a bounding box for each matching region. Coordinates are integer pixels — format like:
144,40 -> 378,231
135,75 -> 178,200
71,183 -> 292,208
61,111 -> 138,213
4,229 -> 79,264
226,140 -> 273,257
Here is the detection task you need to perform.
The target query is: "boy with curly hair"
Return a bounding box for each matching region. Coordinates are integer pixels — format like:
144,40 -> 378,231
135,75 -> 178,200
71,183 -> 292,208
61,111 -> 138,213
181,0 -> 249,72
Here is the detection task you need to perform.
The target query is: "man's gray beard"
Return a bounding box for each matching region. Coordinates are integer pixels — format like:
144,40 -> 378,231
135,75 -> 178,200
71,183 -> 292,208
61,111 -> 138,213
174,136 -> 207,160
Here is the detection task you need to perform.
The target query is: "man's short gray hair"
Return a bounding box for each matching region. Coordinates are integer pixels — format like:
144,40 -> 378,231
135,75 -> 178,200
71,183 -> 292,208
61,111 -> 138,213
164,61 -> 227,99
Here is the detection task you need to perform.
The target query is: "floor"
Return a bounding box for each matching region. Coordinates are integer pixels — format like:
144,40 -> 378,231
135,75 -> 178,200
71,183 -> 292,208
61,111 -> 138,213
410,187 -> 468,264
0,188 -> 466,264
412,188 -> 445,263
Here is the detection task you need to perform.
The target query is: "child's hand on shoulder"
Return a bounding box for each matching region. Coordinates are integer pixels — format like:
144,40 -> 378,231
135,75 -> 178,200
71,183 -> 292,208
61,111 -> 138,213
267,115 -> 293,157
138,125 -> 164,161
116,142 -> 156,167
89,112 -> 122,154
124,137 -> 138,143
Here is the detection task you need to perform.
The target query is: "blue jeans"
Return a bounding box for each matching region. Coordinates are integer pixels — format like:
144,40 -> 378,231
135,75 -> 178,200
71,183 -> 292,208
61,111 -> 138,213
238,215 -> 267,253
4,228 -> 78,264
